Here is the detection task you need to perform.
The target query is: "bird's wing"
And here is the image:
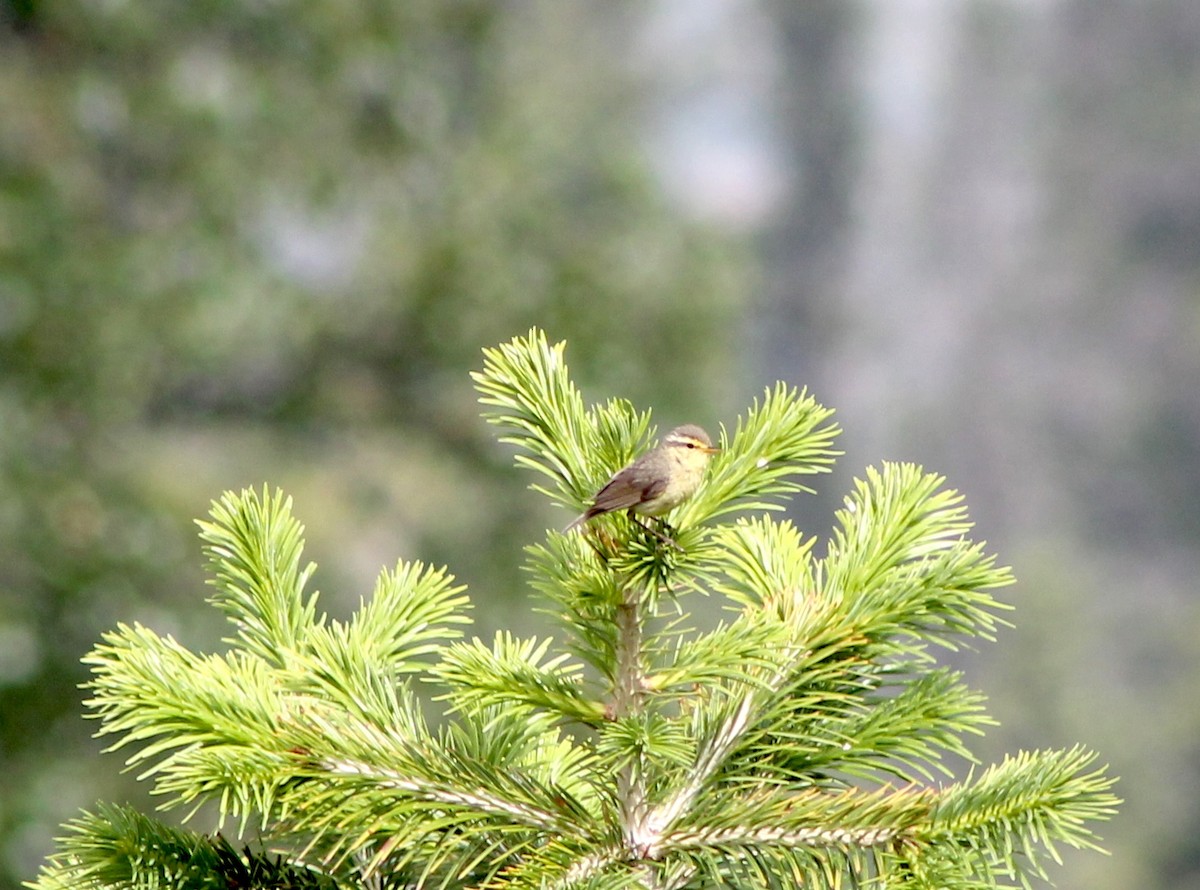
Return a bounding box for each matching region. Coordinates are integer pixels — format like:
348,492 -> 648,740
639,474 -> 667,502
588,467 -> 663,516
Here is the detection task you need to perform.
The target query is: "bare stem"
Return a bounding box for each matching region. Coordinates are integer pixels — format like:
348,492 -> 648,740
613,581 -> 654,862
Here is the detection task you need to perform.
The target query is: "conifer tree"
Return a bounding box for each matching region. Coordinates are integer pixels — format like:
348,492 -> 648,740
31,329 -> 1118,889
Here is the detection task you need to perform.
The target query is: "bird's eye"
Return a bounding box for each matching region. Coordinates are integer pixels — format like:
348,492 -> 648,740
686,442 -> 695,449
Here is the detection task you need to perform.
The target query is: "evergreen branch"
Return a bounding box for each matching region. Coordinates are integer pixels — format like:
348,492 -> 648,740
437,633 -> 606,724
645,613 -> 797,695
277,737 -> 601,887
28,803 -> 339,890
326,813 -> 527,889
278,703 -> 602,862
652,693 -> 759,835
721,666 -> 994,789
85,502 -> 480,831
314,757 -> 572,831
597,711 -> 694,777
602,534 -> 691,602
473,329 -> 590,506
655,786 -> 929,886
283,754 -> 578,880
197,486 -> 321,666
511,757 -> 1111,890
676,383 -> 840,525
340,559 -> 470,673
667,821 -> 903,854
291,625 -> 442,725
671,703 -> 938,841
703,516 -> 818,609
493,836 -> 703,890
668,844 -> 857,890
472,328 -> 652,511
708,659 -> 975,796
832,669 -> 993,782
657,620 -> 882,835
552,845 -> 636,890
698,502 -> 1010,789
924,747 -> 1120,880
151,743 -> 303,827
819,463 -> 1014,651
83,623 -> 292,827
525,537 -> 623,678
735,464 -> 1017,727
419,833 -> 552,890
664,634 -> 862,808
478,839 -> 639,890
284,562 -> 468,722
441,706 -> 603,810
646,601 -> 993,811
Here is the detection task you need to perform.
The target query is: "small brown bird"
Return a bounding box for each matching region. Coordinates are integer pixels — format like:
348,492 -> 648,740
565,424 -> 718,546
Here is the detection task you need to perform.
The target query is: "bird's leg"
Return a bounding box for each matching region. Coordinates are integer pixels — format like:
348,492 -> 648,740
626,510 -> 682,552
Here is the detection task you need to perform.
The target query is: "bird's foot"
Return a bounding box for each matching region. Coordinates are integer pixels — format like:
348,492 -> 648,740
630,516 -> 683,552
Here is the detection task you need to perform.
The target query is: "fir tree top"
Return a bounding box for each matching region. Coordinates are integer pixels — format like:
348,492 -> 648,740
32,329 -> 1117,890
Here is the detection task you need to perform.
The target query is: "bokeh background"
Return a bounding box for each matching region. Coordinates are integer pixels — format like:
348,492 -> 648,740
2,2 -> 1197,888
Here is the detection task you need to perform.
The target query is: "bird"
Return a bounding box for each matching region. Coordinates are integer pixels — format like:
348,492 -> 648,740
565,424 -> 718,547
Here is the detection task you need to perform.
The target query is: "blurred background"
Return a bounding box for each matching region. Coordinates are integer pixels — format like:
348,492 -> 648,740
1,1 -> 1197,888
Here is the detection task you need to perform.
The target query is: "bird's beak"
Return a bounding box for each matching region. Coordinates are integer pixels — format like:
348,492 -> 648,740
701,444 -> 720,454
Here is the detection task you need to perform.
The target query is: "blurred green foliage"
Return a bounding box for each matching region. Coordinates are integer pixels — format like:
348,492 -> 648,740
0,2 -> 749,885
